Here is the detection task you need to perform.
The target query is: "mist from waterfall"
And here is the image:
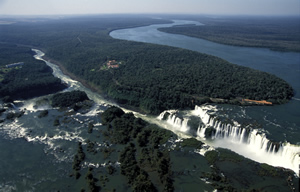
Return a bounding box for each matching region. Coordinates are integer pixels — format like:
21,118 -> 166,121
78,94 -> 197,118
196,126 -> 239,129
158,105 -> 300,176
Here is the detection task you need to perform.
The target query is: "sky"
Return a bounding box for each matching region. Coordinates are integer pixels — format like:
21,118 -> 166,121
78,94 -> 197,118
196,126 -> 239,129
0,0 -> 299,16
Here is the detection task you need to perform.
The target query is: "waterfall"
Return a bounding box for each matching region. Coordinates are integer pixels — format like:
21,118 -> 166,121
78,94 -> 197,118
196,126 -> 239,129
197,125 -> 206,138
157,110 -> 190,133
193,105 -> 282,153
157,105 -> 300,175
193,104 -> 300,176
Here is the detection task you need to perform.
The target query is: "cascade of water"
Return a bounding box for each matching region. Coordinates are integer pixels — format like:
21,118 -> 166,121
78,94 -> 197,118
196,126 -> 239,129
193,104 -> 300,176
157,110 -> 191,133
32,49 -> 299,176
197,125 -> 206,138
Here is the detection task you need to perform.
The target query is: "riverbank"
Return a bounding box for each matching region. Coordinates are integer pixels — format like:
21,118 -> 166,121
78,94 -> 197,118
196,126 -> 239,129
39,54 -> 278,117
0,15 -> 299,191
158,16 -> 300,52
41,54 -> 152,115
0,45 -> 67,101
42,55 -> 103,94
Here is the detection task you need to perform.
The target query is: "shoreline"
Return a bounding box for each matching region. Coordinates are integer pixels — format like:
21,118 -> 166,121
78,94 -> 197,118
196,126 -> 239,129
42,54 -> 276,114
157,27 -> 300,53
42,55 -> 104,95
41,54 -> 149,115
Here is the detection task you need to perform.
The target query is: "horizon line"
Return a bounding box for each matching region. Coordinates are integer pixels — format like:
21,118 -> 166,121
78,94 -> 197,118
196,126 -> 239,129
1,12 -> 300,18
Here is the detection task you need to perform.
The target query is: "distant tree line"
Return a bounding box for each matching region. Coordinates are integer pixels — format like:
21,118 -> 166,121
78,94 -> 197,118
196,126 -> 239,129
159,16 -> 300,52
0,16 -> 294,114
47,38 -> 293,114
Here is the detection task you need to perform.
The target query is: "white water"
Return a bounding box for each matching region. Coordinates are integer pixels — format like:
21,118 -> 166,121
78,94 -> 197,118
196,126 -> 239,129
158,104 -> 300,175
158,110 -> 190,133
32,49 -> 117,107
30,49 -> 300,175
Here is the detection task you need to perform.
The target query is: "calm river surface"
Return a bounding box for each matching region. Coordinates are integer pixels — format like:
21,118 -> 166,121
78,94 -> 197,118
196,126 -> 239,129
1,20 -> 300,191
110,20 -> 300,96
110,20 -> 300,144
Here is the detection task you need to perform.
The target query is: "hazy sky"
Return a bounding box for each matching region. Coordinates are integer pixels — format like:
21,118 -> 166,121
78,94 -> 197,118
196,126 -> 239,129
0,0 -> 299,16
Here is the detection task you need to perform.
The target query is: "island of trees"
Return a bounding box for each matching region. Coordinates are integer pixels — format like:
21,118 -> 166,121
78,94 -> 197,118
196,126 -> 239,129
68,106 -> 298,191
0,16 -> 298,192
0,16 -> 294,114
51,90 -> 89,108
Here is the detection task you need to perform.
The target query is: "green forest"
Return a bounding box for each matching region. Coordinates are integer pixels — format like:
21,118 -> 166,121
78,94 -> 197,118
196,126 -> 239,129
0,44 -> 66,101
51,90 -> 89,108
159,16 -> 300,52
0,16 -> 294,113
68,106 -> 298,191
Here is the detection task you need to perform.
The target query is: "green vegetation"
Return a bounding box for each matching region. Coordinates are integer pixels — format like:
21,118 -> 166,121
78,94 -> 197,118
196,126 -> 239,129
0,67 -> 13,82
204,150 -> 219,164
101,106 -> 125,125
101,106 -> 297,191
258,163 -> 279,177
101,106 -> 175,191
0,15 -> 298,191
119,143 -> 157,192
86,169 -> 100,192
217,148 -> 244,163
180,138 -> 203,148
49,40 -> 293,114
0,16 -> 294,114
159,16 -> 300,52
51,90 -> 89,108
203,148 -> 297,192
72,142 -> 86,179
0,44 -> 66,101
42,105 -> 296,191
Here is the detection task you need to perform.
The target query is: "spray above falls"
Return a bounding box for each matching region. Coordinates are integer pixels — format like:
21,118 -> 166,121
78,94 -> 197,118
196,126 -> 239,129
158,104 -> 300,176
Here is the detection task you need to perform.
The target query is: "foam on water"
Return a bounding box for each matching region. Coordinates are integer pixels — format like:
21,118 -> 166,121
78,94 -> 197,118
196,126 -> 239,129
157,104 -> 300,175
0,103 -> 111,163
28,49 -> 300,175
194,144 -> 215,156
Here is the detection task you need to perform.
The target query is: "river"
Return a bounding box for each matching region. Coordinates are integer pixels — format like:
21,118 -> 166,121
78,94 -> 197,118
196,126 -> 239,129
0,20 -> 299,190
34,18 -> 300,175
33,17 -> 300,175
110,20 -> 300,174
110,20 -> 300,94
32,44 -> 300,177
110,20 -> 300,142
110,21 -> 300,141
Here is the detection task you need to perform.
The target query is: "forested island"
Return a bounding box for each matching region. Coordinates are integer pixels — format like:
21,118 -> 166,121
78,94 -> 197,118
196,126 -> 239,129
0,44 -> 66,102
159,16 -> 300,52
0,15 -> 298,191
0,16 -> 294,114
69,106 -> 298,191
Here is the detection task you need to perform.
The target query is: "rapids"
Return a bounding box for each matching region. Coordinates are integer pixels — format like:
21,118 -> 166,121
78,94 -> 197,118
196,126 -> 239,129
31,48 -> 300,176
157,105 -> 300,175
